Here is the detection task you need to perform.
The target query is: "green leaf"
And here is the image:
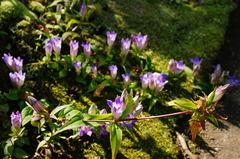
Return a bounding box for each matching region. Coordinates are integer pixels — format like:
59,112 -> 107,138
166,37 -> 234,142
207,87 -> 216,105
109,123 -> 122,159
144,55 -> 151,70
21,106 -> 33,126
87,79 -> 98,92
50,104 -> 72,116
149,97 -> 158,111
4,140 -> 14,156
76,76 -> 87,85
36,140 -> 47,151
97,54 -> 107,66
4,89 -> 19,100
55,115 -> 85,134
128,82 -> 138,89
0,103 -> 9,113
63,55 -> 72,64
168,98 -> 197,111
99,79 -> 111,87
91,45 -> 99,53
48,0 -> 62,7
184,66 -> 194,80
66,19 -> 80,31
82,62 -> 91,78
62,31 -> 80,41
83,113 -> 113,126
120,91 -> 133,119
59,69 -> 67,78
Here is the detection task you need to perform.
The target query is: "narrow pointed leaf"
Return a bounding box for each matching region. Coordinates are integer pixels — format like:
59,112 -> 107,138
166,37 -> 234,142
168,98 -> 197,111
109,123 -> 122,159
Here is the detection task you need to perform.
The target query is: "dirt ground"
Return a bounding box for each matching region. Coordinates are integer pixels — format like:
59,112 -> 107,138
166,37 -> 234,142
188,1 -> 240,159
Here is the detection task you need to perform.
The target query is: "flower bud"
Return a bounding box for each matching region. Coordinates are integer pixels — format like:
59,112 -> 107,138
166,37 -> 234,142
109,65 -> 118,79
70,40 -> 79,58
9,71 -> 26,90
208,84 -> 230,103
80,4 -> 87,17
10,111 -> 22,129
106,31 -> 117,47
28,96 -> 47,114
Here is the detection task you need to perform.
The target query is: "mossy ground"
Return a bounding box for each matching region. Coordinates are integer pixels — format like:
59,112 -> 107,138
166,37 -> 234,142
0,0 -> 236,158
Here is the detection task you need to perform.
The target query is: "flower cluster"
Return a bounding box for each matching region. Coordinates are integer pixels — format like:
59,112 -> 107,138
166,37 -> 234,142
168,59 -> 185,74
2,53 -> 25,90
140,72 -> 168,95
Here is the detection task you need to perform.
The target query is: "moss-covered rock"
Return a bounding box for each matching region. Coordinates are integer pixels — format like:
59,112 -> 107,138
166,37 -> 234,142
0,0 -> 38,21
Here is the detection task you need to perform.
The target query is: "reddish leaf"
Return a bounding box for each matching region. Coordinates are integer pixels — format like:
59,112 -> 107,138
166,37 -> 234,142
190,120 -> 201,142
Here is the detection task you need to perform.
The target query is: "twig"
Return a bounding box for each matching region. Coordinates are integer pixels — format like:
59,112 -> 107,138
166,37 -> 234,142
176,131 -> 198,159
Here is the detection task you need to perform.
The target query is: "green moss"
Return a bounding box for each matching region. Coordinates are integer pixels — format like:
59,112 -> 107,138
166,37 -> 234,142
0,0 -> 38,21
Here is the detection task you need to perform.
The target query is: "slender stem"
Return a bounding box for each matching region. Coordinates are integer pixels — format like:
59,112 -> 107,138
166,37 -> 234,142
83,110 -> 192,123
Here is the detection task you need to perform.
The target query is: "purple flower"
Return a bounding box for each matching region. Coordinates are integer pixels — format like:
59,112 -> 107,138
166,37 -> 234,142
99,109 -> 107,115
168,59 -> 185,74
2,53 -> 23,72
56,4 -> 63,12
70,40 -> 79,58
226,75 -> 239,87
91,64 -> 97,76
79,126 -> 94,137
80,4 -> 87,17
81,42 -> 91,57
213,64 -> 222,78
121,113 -> 136,128
10,111 -> 22,129
98,124 -> 108,138
140,73 -> 149,89
106,31 -> 117,47
51,36 -> 62,53
121,38 -> 131,56
9,71 -> 25,89
132,33 -> 148,50
28,96 -> 47,114
109,65 -> 118,79
122,73 -> 131,86
73,61 -> 82,75
140,72 -> 168,92
107,96 -> 126,119
190,57 -> 203,76
45,40 -> 53,54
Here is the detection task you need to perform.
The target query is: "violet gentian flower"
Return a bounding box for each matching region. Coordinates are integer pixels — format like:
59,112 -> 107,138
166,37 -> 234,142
132,33 -> 148,50
45,40 -> 53,54
122,73 -> 131,86
9,71 -> 25,90
28,96 -> 48,114
106,31 -> 117,47
70,40 -> 79,58
109,65 -> 118,79
121,112 -> 136,128
73,61 -> 82,75
190,57 -> 203,76
79,126 -> 94,137
10,111 -> 22,129
226,75 -> 240,87
121,38 -> 131,56
51,36 -> 62,54
139,73 -> 149,89
167,59 -> 185,74
80,4 -> 87,17
2,53 -> 23,72
91,64 -> 98,77
56,4 -> 63,12
81,42 -> 91,57
107,95 -> 126,119
140,72 -> 168,92
98,124 -> 108,138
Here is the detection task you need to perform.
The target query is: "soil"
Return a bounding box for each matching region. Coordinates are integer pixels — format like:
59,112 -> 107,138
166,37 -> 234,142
180,1 -> 240,159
